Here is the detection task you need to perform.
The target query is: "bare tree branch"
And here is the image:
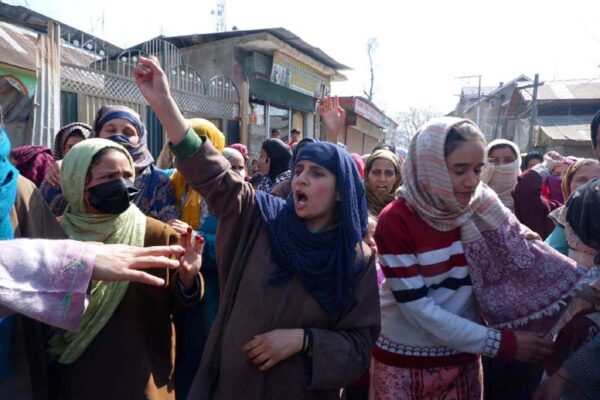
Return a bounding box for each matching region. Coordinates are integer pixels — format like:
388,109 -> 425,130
364,37 -> 377,101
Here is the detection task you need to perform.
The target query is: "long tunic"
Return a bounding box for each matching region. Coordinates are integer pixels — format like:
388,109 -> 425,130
53,218 -> 201,400
171,133 -> 381,400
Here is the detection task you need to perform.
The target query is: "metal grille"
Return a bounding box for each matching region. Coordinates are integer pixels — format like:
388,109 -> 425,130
61,64 -> 238,119
208,75 -> 239,102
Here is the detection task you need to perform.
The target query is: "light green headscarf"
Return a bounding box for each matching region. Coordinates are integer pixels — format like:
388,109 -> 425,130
49,138 -> 147,364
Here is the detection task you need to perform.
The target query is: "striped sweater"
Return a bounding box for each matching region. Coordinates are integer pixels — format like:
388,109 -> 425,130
373,198 -> 516,368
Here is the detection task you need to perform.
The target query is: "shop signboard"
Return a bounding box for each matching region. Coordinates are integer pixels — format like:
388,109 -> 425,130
270,51 -> 330,99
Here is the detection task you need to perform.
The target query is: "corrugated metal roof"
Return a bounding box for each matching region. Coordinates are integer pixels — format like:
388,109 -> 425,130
163,28 -> 349,71
537,115 -> 592,144
521,79 -> 600,102
0,2 -> 122,56
0,20 -> 99,71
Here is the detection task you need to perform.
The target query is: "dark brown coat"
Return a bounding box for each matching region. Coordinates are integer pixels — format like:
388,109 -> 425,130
180,141 -> 381,400
53,218 -> 201,400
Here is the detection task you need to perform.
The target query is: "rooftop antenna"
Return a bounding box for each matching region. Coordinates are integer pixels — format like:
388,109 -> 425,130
211,0 -> 227,32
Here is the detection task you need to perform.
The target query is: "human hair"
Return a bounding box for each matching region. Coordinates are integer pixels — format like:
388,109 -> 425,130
85,147 -> 129,184
521,151 -> 544,171
291,128 -> 300,135
271,128 -> 280,135
444,122 -> 486,158
372,143 -> 396,154
488,143 -> 517,159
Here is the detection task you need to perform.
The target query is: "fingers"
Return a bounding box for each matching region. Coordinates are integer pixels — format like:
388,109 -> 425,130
242,336 -> 262,353
194,234 -> 205,253
132,245 -> 185,258
258,358 -> 277,372
130,255 -> 180,270
121,269 -> 166,286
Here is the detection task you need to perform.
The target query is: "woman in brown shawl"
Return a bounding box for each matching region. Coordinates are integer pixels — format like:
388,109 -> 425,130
134,56 -> 380,400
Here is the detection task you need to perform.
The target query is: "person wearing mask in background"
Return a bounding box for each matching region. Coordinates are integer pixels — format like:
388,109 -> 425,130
223,147 -> 247,178
513,151 -> 573,239
49,138 -> 203,400
256,138 -> 292,194
40,122 -> 92,216
481,139 -> 521,211
43,105 -> 178,223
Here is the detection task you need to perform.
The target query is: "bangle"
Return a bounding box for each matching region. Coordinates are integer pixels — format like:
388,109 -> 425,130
301,328 -> 313,354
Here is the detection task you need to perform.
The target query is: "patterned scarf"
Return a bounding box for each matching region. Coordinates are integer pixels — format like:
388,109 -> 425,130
481,139 -> 521,211
171,119 -> 225,229
0,126 -> 18,379
256,170 -> 291,193
49,139 -> 146,364
10,145 -> 54,187
364,150 -> 401,217
255,142 -> 368,314
52,122 -> 92,160
402,117 -> 593,333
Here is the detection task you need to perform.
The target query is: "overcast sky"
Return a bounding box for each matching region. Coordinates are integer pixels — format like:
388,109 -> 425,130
9,0 -> 600,116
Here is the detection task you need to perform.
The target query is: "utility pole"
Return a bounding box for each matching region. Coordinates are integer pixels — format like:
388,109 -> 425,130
528,74 -> 540,150
455,74 -> 482,125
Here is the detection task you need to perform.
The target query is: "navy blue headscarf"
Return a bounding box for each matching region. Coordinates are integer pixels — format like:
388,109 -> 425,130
255,141 -> 368,315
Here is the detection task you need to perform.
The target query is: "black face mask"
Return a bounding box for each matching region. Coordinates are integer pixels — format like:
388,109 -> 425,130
87,178 -> 138,214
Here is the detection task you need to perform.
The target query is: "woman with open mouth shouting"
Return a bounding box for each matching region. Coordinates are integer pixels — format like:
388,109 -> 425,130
133,56 -> 380,400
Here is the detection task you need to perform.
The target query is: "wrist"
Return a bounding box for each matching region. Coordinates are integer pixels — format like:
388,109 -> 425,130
555,367 -> 574,384
178,271 -> 197,289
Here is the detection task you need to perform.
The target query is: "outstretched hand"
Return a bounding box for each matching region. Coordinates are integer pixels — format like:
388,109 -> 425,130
318,96 -> 346,139
91,243 -> 184,286
177,227 -> 204,290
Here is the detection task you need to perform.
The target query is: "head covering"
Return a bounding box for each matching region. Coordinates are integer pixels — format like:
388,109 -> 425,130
561,159 -> 600,200
566,177 -> 600,253
10,145 -> 54,187
351,153 -> 365,178
230,143 -> 249,163
254,142 -> 368,314
52,122 -> 92,160
223,147 -> 243,162
0,125 -> 19,379
291,137 -> 317,167
481,139 -> 521,211
401,117 -> 591,333
92,105 -> 154,170
50,138 -> 146,364
364,150 -> 401,216
171,119 -> 225,230
262,138 -> 292,179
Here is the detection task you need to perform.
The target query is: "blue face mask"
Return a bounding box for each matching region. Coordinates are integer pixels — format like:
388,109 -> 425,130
107,134 -> 133,147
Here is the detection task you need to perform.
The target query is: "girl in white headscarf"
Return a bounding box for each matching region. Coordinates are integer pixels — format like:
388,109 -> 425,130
481,139 -> 521,211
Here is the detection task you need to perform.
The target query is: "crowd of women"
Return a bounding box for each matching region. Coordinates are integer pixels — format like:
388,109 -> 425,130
0,54 -> 600,400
